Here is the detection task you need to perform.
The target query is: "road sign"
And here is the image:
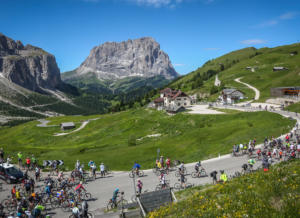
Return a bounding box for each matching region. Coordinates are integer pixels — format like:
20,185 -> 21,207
43,160 -> 64,166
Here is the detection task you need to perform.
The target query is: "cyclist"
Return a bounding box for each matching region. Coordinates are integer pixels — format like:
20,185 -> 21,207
256,148 -> 262,159
112,188 -> 120,207
219,170 -> 228,183
88,160 -> 95,170
133,162 -> 141,176
45,182 -> 52,197
32,203 -> 45,218
11,185 -> 16,199
194,161 -> 203,176
179,161 -> 185,173
82,200 -> 89,217
75,181 -> 86,200
71,204 -> 80,218
100,163 -> 105,177
137,179 -> 143,194
248,158 -> 256,171
35,166 -> 40,181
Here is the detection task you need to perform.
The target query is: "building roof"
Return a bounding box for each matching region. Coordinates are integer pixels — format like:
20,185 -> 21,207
171,90 -> 189,100
61,122 -> 75,127
222,89 -> 237,95
154,98 -> 164,103
160,88 -> 173,94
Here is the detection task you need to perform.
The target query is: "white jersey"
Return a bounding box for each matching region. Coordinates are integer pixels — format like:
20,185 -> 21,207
100,164 -> 105,172
72,207 -> 79,215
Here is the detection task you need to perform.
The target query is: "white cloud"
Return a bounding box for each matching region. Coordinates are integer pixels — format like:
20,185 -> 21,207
128,0 -> 191,8
240,39 -> 267,45
174,63 -> 185,67
279,12 -> 298,20
252,11 -> 298,28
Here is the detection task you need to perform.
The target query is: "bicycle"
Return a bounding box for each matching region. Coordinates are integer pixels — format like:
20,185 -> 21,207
69,210 -> 93,218
129,170 -> 144,178
175,168 -> 187,177
173,181 -> 193,190
155,180 -> 170,191
191,168 -> 207,178
106,192 -> 128,210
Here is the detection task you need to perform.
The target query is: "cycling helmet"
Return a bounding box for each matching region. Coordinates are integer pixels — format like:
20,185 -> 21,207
220,170 -> 224,173
115,188 -> 119,192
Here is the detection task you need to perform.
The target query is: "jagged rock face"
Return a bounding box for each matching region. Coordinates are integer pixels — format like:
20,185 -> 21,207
74,37 -> 179,80
0,33 -> 61,92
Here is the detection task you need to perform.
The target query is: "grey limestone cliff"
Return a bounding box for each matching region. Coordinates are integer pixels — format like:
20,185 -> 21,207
71,37 -> 179,81
0,33 -> 62,93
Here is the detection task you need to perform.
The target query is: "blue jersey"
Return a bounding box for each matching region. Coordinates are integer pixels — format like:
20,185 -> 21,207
133,163 -> 141,169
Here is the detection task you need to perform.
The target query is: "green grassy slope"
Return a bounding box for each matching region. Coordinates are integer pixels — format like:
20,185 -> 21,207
149,159 -> 300,218
0,109 -> 294,170
168,43 -> 300,102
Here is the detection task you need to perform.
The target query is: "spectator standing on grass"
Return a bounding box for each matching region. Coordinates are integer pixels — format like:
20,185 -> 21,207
100,163 -> 105,177
26,157 -> 31,170
0,148 -> 4,161
159,156 -> 164,168
17,152 -> 22,168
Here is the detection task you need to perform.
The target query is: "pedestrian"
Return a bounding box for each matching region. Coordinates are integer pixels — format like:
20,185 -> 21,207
0,148 -> 4,160
100,163 -> 105,177
26,157 -> 31,170
137,179 -> 143,194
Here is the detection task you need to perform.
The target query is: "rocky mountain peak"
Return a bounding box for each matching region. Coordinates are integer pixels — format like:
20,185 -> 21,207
0,33 -> 62,93
74,37 -> 179,81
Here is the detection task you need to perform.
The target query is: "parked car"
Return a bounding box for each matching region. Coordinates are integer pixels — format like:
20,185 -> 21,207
0,163 -> 24,184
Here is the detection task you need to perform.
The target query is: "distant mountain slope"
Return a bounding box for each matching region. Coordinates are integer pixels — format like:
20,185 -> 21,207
62,37 -> 179,94
0,33 -> 113,124
167,43 -> 300,101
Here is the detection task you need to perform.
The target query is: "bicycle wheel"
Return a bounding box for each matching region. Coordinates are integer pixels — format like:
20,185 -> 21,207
200,170 -> 207,177
61,201 -> 71,212
191,172 -> 198,178
118,199 -> 128,206
186,183 -> 193,188
84,193 -> 92,200
129,171 -> 134,178
106,200 -> 114,210
138,171 -> 144,177
87,212 -> 94,218
155,185 -> 161,191
174,183 -> 181,190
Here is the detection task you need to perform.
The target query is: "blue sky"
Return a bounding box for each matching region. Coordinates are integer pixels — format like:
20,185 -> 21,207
0,0 -> 299,75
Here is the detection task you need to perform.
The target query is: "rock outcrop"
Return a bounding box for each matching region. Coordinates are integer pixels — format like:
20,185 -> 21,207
70,37 -> 178,81
0,33 -> 62,93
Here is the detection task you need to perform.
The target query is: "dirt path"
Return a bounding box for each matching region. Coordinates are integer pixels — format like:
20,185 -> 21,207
234,77 -> 260,101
